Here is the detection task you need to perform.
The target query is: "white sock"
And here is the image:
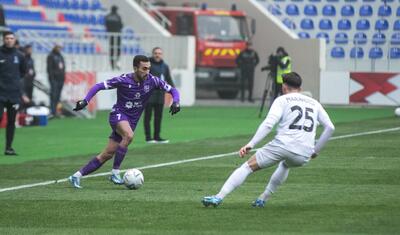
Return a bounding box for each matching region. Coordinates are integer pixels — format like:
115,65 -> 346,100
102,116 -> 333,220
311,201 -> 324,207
111,169 -> 120,175
259,161 -> 289,201
73,171 -> 82,178
216,162 -> 253,199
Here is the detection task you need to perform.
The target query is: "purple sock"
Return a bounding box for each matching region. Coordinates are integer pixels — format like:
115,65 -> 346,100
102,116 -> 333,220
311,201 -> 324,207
79,157 -> 104,176
113,146 -> 128,170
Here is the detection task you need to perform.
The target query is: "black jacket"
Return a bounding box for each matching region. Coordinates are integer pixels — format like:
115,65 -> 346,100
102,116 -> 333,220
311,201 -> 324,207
148,57 -> 174,104
105,12 -> 123,33
236,49 -> 260,70
0,45 -> 26,103
24,54 -> 35,85
47,50 -> 65,79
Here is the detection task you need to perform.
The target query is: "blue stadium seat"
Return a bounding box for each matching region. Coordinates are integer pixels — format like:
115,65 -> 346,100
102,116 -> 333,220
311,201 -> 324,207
319,19 -> 333,30
345,0 -> 357,1
338,19 -> 351,30
316,32 -> 330,43
369,47 -> 383,59
356,19 -> 370,30
309,0 -> 321,2
397,6 -> 400,16
372,32 -> 386,45
304,4 -> 318,16
97,15 -> 105,25
81,0 -> 89,10
326,0 -> 339,1
362,0 -> 375,1
61,0 -> 70,9
291,0 -> 303,1
378,5 -> 391,16
71,0 -> 79,10
354,32 -> 367,45
322,5 -> 336,16
391,33 -> 400,45
390,47 -> 400,59
359,5 -> 373,16
286,4 -> 299,16
341,5 -> 355,16
283,18 -> 296,29
298,32 -> 310,38
91,0 -> 102,10
375,19 -> 389,31
350,47 -> 364,58
300,18 -> 314,30
335,32 -> 348,44
331,46 -> 345,58
0,0 -> 16,4
268,4 -> 282,16
394,20 -> 400,31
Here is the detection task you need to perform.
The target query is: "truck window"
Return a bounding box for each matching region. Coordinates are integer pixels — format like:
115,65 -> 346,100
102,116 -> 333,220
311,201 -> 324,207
176,14 -> 194,35
197,15 -> 248,42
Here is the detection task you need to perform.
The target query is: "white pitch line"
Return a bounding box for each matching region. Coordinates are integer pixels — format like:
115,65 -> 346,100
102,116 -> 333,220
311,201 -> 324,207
0,126 -> 399,193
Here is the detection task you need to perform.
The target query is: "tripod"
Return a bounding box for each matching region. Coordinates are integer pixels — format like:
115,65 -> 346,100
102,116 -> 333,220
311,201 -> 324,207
258,71 -> 274,118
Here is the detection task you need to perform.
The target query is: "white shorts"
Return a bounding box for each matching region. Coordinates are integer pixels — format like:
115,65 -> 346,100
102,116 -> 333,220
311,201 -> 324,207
255,143 -> 310,169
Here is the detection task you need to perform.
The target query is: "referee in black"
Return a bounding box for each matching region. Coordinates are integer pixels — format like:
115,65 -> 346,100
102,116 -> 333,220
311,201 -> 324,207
0,31 -> 28,155
143,47 -> 175,144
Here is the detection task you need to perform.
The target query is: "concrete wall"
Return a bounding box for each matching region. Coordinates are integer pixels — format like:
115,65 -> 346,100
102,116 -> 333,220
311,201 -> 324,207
162,0 -> 322,99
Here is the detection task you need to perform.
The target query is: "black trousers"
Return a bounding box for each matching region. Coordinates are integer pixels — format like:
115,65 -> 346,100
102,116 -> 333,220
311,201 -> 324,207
273,82 -> 282,101
109,35 -> 121,70
143,103 -> 164,140
25,81 -> 34,100
49,78 -> 64,115
0,101 -> 18,150
240,68 -> 255,101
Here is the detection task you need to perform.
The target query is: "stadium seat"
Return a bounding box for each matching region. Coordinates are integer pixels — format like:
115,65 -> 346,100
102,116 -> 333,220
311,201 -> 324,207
291,0 -> 303,1
354,32 -> 367,45
359,5 -> 373,16
372,33 -> 386,45
378,5 -> 391,16
344,0 -> 357,1
298,32 -> 310,38
304,4 -> 318,16
326,0 -> 339,2
394,20 -> 400,31
350,47 -> 364,58
341,5 -> 355,16
338,19 -> 351,30
322,5 -> 336,16
316,32 -> 330,43
369,47 -> 383,59
391,33 -> 400,45
362,0 -> 375,2
356,19 -> 370,30
283,18 -> 296,29
309,0 -> 321,2
389,47 -> 400,59
71,0 -> 79,10
300,18 -> 314,30
81,0 -> 89,10
331,46 -> 345,58
375,19 -> 389,31
335,32 -> 348,44
397,6 -> 400,16
268,4 -> 282,16
319,19 -> 333,30
286,4 -> 299,16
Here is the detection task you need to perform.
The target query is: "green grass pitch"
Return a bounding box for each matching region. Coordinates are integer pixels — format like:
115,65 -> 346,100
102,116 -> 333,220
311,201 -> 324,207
0,106 -> 399,234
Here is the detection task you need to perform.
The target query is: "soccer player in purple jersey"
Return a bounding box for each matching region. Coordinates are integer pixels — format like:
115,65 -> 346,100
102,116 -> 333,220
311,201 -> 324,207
68,55 -> 180,188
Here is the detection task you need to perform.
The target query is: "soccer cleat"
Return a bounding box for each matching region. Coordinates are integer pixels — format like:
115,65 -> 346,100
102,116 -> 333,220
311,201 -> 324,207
68,176 -> 82,189
202,196 -> 223,208
4,148 -> 17,156
154,138 -> 169,144
109,174 -> 124,185
252,199 -> 266,208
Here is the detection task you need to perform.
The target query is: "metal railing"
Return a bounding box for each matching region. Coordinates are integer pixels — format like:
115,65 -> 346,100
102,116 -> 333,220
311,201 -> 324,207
133,0 -> 171,29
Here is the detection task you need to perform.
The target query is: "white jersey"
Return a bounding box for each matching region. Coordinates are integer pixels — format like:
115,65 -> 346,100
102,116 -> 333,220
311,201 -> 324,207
248,92 -> 334,157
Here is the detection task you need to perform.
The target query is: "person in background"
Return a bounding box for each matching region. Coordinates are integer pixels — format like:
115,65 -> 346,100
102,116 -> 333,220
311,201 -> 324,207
144,47 -> 175,144
23,45 -> 35,101
105,5 -> 123,70
0,31 -> 28,155
47,44 -> 65,117
236,42 -> 259,102
274,47 -> 292,100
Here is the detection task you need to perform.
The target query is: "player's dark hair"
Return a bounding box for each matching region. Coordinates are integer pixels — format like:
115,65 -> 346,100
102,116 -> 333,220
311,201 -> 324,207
3,31 -> 14,39
282,72 -> 302,88
152,47 -> 162,53
133,55 -> 150,67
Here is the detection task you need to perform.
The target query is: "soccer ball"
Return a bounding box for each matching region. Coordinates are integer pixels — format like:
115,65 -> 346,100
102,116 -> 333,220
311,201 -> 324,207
123,169 -> 144,190
395,107 -> 400,117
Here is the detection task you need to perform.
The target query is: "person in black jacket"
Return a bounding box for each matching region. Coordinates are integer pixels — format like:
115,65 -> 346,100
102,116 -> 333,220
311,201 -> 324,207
105,5 -> 123,70
0,31 -> 28,155
47,44 -> 65,117
236,42 -> 259,102
23,45 -> 35,101
143,47 -> 175,144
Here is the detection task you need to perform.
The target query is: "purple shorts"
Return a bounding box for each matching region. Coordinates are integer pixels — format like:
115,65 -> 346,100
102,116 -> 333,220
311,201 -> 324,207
108,111 -> 137,143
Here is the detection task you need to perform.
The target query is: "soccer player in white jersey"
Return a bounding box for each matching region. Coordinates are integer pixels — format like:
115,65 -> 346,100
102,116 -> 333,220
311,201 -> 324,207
202,72 -> 335,208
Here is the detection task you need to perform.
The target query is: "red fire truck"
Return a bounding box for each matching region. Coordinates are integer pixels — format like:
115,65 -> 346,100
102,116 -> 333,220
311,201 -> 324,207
153,5 -> 254,99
